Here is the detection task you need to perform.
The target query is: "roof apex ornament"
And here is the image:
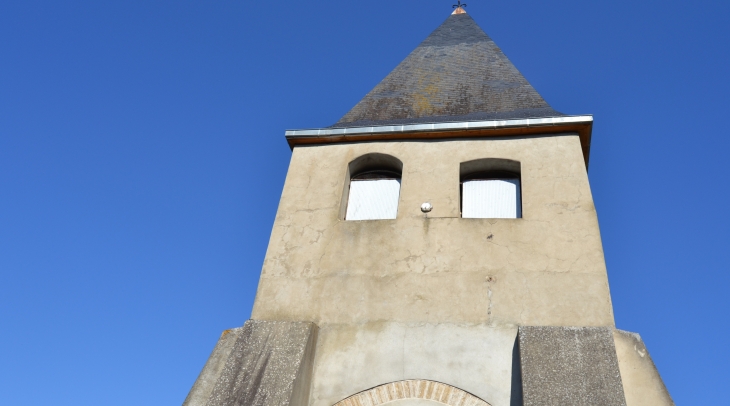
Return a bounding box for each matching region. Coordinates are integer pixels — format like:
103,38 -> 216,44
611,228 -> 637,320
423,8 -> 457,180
452,1 -> 467,14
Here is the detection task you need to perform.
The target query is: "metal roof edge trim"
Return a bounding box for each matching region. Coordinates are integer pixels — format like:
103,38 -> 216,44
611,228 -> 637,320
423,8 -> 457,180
285,115 -> 593,138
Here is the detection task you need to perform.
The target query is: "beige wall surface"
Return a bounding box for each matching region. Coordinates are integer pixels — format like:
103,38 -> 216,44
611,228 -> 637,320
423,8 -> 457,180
614,330 -> 674,406
381,401 -> 454,406
310,322 -> 514,406
252,134 -> 615,328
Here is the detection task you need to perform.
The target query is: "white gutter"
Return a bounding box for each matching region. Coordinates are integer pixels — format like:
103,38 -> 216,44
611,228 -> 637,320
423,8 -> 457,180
285,115 -> 593,138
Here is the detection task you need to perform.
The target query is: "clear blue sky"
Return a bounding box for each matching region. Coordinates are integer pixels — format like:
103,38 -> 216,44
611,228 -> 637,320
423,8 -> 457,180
1,1 -> 728,404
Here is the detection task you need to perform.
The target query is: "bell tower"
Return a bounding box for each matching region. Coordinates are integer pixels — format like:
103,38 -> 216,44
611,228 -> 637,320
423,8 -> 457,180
184,7 -> 673,406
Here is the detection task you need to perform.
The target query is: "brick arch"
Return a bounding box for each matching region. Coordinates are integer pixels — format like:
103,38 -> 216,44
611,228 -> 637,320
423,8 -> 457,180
333,380 -> 491,406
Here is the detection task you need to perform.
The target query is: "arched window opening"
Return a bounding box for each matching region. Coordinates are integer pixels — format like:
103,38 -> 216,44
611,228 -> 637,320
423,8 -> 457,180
343,153 -> 402,221
460,159 -> 521,219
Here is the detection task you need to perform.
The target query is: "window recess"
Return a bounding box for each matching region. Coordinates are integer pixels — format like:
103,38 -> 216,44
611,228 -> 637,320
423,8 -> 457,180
345,171 -> 401,220
342,153 -> 403,221
460,159 -> 522,219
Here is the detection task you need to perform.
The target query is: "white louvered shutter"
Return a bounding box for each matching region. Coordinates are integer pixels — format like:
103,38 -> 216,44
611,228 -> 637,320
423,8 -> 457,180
462,179 -> 521,219
345,179 -> 401,220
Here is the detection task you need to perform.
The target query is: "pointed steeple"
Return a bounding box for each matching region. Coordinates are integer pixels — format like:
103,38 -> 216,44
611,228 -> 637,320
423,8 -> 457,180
333,12 -> 563,128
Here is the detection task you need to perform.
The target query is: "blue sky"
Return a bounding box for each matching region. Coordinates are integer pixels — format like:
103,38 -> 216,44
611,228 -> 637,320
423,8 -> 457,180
1,0 -> 728,404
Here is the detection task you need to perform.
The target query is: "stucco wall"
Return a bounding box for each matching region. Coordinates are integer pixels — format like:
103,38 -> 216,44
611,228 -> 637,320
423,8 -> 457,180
613,330 -> 674,406
310,322 -> 515,406
252,134 -> 614,328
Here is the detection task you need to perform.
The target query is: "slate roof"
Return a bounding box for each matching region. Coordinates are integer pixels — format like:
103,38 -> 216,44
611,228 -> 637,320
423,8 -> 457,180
332,11 -> 564,128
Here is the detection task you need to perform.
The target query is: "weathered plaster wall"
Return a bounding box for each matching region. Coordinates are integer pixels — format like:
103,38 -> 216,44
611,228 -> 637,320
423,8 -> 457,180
381,401 -> 459,406
248,134 -> 619,405
310,323 -> 514,406
252,134 -> 614,327
613,330 -> 674,406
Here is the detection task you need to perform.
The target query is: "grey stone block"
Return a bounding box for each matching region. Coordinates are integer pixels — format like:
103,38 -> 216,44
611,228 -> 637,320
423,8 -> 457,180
184,328 -> 243,406
184,320 -> 318,406
518,326 -> 626,406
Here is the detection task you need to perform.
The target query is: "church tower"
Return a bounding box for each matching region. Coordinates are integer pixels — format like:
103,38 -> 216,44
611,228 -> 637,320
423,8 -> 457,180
184,7 -> 673,406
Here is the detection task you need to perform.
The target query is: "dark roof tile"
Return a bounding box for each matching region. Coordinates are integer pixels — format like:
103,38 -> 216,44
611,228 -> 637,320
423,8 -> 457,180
333,12 -> 563,128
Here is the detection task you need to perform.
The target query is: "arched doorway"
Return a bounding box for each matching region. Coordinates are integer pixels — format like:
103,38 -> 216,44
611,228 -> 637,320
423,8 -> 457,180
333,380 -> 491,406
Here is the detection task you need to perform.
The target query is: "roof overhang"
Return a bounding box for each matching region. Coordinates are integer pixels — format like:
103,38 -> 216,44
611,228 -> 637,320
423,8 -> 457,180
285,115 -> 594,167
